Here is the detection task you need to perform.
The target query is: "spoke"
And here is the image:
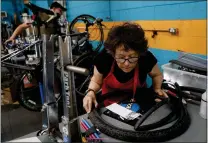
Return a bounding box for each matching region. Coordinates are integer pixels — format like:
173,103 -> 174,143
77,74 -> 91,91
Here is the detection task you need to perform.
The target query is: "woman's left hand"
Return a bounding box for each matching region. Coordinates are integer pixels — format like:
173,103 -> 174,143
154,89 -> 168,102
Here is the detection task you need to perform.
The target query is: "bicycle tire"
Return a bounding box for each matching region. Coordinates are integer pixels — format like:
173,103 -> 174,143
89,106 -> 190,142
180,86 -> 206,94
16,69 -> 62,112
162,83 -> 204,101
16,72 -> 42,112
134,98 -> 169,130
136,112 -> 177,131
69,14 -> 104,53
88,86 -> 191,142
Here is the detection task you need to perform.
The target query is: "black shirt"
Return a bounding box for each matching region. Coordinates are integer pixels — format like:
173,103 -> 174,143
31,12 -> 61,36
94,49 -> 157,84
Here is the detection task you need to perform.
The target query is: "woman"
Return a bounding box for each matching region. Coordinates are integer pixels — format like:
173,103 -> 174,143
83,22 -> 167,113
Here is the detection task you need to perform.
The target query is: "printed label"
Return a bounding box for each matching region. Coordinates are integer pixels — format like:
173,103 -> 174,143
63,71 -> 70,106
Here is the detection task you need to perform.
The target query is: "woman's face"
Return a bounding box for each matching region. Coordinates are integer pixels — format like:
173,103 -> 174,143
52,7 -> 63,15
114,45 -> 139,73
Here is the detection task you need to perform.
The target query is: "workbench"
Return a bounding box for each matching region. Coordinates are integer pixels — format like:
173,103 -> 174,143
8,103 -> 206,142
79,103 -> 207,142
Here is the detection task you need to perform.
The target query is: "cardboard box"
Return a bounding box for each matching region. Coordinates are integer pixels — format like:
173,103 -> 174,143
1,88 -> 13,105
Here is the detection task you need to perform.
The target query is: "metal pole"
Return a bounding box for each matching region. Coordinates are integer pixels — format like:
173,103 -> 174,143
67,34 -> 80,142
58,36 -> 71,143
58,35 -> 80,143
42,34 -> 59,133
32,25 -> 39,58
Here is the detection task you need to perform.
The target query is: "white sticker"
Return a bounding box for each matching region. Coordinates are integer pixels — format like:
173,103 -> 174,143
106,103 -> 142,120
62,126 -> 68,135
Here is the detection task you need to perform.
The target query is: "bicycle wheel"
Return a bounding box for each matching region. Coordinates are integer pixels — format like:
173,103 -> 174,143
88,87 -> 191,142
16,71 -> 42,111
1,67 -> 15,88
69,14 -> 104,54
74,53 -> 94,115
16,69 -> 62,112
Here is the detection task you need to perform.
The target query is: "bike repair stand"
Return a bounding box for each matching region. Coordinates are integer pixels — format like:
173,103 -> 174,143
8,35 -> 60,142
37,34 -> 84,142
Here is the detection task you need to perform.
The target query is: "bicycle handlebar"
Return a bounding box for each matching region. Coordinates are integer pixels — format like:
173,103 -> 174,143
1,62 -> 36,70
93,18 -> 103,24
2,40 -> 41,62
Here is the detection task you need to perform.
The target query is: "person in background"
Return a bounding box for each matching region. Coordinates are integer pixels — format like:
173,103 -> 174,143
83,22 -> 168,113
5,2 -> 67,44
11,13 -> 21,31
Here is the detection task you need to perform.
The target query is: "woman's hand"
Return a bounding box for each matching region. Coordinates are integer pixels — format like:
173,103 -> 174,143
4,37 -> 15,44
83,91 -> 98,113
155,88 -> 168,97
148,64 -> 168,102
154,88 -> 168,102
4,22 -> 31,45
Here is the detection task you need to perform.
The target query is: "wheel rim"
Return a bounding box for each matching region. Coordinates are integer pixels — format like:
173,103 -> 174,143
18,70 -> 62,112
74,53 -> 94,96
69,14 -> 104,53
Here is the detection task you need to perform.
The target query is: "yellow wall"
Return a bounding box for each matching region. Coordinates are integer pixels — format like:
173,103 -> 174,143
76,19 -> 206,55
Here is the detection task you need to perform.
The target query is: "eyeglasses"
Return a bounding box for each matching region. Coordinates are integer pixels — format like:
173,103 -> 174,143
115,57 -> 139,63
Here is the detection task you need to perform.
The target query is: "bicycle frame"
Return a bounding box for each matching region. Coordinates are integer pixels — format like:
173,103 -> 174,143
1,40 -> 43,74
1,40 -> 41,62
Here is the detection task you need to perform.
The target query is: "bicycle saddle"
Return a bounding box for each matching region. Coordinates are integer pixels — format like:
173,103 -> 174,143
25,2 -> 54,15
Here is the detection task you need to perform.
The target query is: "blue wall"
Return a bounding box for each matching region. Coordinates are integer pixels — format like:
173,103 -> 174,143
47,0 -> 53,7
34,0 -> 49,9
66,1 -> 110,21
66,0 -> 206,21
110,1 -> 206,21
1,0 -> 15,22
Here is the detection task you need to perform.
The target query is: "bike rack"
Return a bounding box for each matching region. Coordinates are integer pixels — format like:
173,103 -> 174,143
41,34 -> 89,142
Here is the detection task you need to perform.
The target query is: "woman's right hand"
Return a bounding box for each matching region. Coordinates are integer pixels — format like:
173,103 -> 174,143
4,37 -> 15,44
83,91 -> 98,113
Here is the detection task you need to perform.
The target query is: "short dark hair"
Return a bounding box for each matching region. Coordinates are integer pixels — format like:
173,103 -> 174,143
50,2 -> 67,11
104,22 -> 148,56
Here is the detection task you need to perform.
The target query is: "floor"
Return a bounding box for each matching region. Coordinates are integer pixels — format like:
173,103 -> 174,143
1,104 -> 42,142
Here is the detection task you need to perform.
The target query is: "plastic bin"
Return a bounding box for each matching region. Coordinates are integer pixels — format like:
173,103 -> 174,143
161,63 -> 207,90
